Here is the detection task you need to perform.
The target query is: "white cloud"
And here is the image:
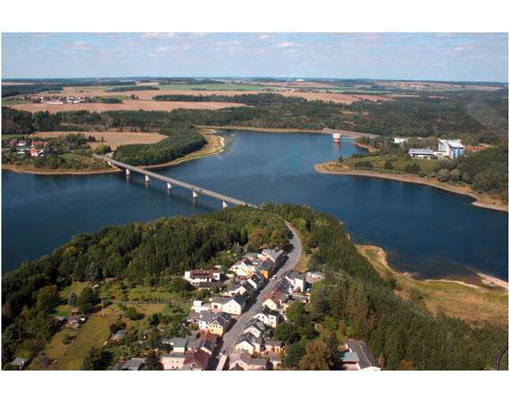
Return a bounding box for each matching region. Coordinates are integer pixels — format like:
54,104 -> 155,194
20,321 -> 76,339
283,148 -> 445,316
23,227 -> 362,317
71,41 -> 92,51
275,41 -> 294,48
143,33 -> 176,39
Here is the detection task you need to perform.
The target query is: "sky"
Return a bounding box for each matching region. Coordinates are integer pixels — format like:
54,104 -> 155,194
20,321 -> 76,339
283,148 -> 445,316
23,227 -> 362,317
2,33 -> 508,82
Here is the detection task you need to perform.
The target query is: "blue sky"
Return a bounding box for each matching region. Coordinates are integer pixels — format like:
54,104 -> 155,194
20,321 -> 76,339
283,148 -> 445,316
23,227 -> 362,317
2,33 -> 507,82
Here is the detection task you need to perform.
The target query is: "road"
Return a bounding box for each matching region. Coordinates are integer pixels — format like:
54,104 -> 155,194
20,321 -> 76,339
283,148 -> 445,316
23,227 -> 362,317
217,221 -> 302,366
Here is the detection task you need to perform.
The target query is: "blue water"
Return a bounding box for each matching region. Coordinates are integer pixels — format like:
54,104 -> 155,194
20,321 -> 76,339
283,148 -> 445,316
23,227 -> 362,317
2,131 -> 508,280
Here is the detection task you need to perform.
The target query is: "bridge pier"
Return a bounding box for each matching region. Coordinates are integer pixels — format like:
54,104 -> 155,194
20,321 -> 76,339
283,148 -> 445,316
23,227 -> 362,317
166,182 -> 172,191
125,168 -> 130,176
222,201 -> 228,209
192,190 -> 198,200
145,175 -> 150,183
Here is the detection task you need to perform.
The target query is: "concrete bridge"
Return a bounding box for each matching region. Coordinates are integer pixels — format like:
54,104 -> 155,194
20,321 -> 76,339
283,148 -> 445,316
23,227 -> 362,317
94,155 -> 257,209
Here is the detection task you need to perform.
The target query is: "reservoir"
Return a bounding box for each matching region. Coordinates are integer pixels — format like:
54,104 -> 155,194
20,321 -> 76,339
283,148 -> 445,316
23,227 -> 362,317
2,130 -> 508,280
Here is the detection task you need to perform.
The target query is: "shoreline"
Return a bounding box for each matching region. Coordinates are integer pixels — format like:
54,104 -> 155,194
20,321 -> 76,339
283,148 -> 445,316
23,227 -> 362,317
357,244 -> 508,327
315,162 -> 508,213
1,133 -> 225,176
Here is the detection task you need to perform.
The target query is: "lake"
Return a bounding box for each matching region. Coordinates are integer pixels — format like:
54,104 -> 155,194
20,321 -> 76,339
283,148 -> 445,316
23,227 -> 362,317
2,130 -> 507,280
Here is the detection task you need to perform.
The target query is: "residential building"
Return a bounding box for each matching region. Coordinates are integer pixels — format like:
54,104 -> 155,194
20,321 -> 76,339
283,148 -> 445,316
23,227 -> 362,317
183,349 -> 211,371
339,339 -> 380,371
254,306 -> 281,328
207,312 -> 232,336
247,272 -> 266,290
184,269 -> 221,287
306,271 -> 325,284
111,329 -> 127,343
190,300 -> 211,313
229,352 -> 267,370
168,337 -> 188,353
243,320 -> 266,339
222,295 -> 246,316
161,352 -> 186,370
230,256 -> 261,277
264,339 -> 284,354
210,296 -> 230,311
285,271 -> 306,293
198,311 -> 216,330
393,137 -> 408,145
235,333 -> 262,355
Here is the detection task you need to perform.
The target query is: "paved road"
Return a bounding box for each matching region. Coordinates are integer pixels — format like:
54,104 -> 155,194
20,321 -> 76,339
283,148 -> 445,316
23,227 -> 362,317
217,221 -> 302,366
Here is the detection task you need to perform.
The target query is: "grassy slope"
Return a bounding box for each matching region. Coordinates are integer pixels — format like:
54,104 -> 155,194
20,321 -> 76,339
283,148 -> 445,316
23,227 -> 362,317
357,245 -> 508,329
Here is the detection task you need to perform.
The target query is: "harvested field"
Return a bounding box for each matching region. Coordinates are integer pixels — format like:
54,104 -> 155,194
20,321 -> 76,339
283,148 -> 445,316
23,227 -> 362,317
11,99 -> 244,114
280,91 -> 392,104
32,131 -> 166,150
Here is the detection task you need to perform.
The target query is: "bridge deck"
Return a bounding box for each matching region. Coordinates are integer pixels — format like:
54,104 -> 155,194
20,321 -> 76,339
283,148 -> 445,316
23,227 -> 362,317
94,155 -> 257,208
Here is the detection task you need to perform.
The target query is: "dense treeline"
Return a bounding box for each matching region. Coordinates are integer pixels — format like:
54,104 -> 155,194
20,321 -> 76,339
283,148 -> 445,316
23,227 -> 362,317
106,86 -> 159,92
2,84 -> 64,98
112,125 -> 206,165
264,204 -> 508,370
1,207 -> 289,364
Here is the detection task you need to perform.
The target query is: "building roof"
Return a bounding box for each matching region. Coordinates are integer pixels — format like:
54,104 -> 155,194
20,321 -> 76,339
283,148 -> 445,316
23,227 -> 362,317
346,339 -> 379,369
408,148 -> 434,155
199,311 -> 216,324
265,339 -> 283,347
169,337 -> 188,349
339,351 -> 360,363
120,358 -> 145,370
184,349 -> 210,370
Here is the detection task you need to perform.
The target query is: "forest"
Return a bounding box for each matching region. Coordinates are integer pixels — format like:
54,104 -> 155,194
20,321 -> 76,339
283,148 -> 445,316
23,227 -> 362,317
112,126 -> 206,165
263,204 -> 508,370
4,89 -> 507,140
1,207 -> 289,366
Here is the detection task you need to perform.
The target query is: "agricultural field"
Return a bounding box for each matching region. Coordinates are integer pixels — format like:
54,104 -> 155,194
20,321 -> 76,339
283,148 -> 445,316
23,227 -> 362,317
33,131 -> 167,151
10,99 -> 245,114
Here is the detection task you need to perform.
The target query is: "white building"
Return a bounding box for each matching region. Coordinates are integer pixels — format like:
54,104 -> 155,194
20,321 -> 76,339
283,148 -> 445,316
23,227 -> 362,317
438,139 -> 465,159
408,148 -> 435,159
393,137 -> 408,145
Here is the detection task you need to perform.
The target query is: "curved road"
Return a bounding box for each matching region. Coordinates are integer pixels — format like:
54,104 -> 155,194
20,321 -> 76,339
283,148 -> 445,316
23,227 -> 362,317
217,221 -> 302,367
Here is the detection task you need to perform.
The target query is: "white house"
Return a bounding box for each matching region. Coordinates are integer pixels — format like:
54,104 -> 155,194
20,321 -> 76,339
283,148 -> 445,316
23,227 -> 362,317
393,137 -> 408,145
254,307 -> 281,328
222,295 -> 246,316
161,352 -> 186,370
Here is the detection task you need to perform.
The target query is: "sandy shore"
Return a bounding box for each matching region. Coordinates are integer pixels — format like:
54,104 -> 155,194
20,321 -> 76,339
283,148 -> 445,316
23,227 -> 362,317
476,272 -> 509,291
315,162 -> 508,213
2,164 -> 119,175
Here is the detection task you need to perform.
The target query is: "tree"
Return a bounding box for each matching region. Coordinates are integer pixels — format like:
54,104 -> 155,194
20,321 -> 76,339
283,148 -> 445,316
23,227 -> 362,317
77,287 -> 99,314
298,340 -> 334,370
145,351 -> 163,370
450,168 -> 461,182
283,343 -> 305,368
436,168 -> 450,182
36,285 -> 60,313
81,347 -> 105,370
383,160 -> 393,170
405,163 -> 420,174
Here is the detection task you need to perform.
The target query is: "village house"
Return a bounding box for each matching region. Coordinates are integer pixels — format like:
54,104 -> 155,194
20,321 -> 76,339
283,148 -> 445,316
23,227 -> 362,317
222,295 -> 246,316
198,311 -> 216,330
183,269 -> 221,287
10,357 -> 29,370
235,333 -> 263,355
197,332 -> 219,356
243,320 -> 266,339
210,296 -> 230,312
246,272 -> 266,290
260,248 -> 285,268
254,306 -> 281,328
230,255 -> 261,277
262,289 -> 289,312
229,352 -> 268,370
190,300 -> 211,313
168,337 -> 188,353
111,329 -> 127,343
264,339 -> 284,354
225,281 -> 251,297
161,352 -> 186,370
339,339 -> 380,371
408,148 -> 435,159
207,312 -> 232,336
285,271 -> 307,293
183,349 -> 211,371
